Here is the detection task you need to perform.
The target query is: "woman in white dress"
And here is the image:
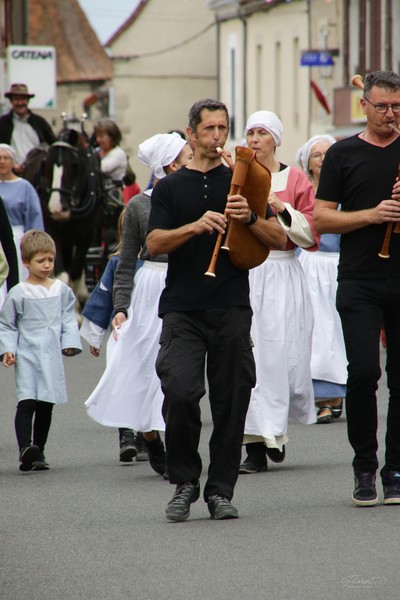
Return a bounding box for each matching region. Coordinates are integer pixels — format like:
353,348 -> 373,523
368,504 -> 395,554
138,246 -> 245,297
296,135 -> 347,424
94,119 -> 128,250
84,133 -> 192,476
240,111 -> 319,474
94,119 -> 128,184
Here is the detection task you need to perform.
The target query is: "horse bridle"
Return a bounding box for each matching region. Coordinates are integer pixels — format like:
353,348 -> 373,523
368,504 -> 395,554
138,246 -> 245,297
47,140 -> 100,218
48,141 -> 80,200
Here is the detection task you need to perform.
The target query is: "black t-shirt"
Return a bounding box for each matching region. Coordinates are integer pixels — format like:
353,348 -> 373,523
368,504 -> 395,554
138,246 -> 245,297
148,164 -> 254,315
316,134 -> 400,280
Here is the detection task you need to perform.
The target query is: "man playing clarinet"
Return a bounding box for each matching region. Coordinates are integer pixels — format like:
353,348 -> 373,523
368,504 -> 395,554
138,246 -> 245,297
146,98 -> 286,521
313,70 -> 400,507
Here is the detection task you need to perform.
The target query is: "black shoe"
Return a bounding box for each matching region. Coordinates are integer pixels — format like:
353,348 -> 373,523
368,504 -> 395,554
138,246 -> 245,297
352,471 -> 378,506
32,452 -> 50,471
119,430 -> 137,463
19,445 -> 41,472
134,432 -> 149,462
166,482 -> 200,522
382,471 -> 400,505
239,443 -> 268,474
144,432 -> 167,476
331,399 -> 343,419
207,495 -> 239,520
316,406 -> 333,424
265,445 -> 286,463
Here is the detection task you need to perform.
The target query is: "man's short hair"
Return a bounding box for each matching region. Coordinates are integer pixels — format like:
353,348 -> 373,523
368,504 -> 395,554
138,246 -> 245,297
364,70 -> 400,96
188,99 -> 229,133
21,230 -> 56,262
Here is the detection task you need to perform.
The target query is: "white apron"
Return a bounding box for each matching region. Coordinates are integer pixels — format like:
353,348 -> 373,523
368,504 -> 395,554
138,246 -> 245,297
85,261 -> 166,432
297,250 -> 347,384
244,250 -> 316,443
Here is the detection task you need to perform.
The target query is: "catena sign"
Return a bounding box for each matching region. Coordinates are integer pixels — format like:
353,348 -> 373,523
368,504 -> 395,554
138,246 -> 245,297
6,45 -> 56,109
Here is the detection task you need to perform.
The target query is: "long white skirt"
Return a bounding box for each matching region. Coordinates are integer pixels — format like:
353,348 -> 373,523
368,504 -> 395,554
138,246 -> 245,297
85,261 -> 166,432
297,250 -> 347,386
245,251 -> 316,443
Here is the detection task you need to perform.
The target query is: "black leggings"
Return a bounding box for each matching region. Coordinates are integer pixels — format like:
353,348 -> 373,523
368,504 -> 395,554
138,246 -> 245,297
15,400 -> 54,452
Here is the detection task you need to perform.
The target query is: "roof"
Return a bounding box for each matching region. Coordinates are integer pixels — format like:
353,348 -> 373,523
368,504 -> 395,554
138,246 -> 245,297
28,0 -> 112,83
105,0 -> 148,46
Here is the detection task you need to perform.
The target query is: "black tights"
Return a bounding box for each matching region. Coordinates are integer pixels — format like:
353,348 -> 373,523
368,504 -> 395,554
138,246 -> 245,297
15,400 -> 54,452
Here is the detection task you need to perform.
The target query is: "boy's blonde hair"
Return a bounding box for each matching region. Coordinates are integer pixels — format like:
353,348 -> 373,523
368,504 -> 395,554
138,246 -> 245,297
21,230 -> 56,262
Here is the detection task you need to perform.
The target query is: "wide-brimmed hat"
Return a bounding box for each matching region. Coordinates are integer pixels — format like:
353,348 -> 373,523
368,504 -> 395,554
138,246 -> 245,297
4,83 -> 35,99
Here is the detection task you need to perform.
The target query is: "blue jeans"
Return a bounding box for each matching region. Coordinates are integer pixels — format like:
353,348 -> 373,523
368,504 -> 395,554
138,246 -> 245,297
336,278 -> 400,475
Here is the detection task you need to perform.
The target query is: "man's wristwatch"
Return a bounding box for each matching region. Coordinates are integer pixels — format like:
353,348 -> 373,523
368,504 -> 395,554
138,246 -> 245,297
245,211 -> 258,226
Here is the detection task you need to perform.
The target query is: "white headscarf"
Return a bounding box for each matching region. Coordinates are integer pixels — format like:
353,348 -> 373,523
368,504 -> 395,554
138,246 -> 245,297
138,132 -> 187,179
0,143 -> 17,164
296,134 -> 336,174
244,111 -> 284,147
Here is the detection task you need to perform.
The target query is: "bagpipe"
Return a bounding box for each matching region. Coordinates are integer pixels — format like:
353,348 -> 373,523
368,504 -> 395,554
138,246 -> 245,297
204,146 -> 271,277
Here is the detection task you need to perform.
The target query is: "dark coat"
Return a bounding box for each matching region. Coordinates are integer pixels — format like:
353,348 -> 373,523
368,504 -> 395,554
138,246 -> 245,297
0,110 -> 56,149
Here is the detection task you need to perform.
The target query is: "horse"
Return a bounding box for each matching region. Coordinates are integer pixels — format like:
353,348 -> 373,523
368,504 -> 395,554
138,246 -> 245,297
22,118 -> 105,307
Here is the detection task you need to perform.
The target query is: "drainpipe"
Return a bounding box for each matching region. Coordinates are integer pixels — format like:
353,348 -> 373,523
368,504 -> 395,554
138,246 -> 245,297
22,0 -> 29,43
216,16 -> 221,99
241,15 -> 247,129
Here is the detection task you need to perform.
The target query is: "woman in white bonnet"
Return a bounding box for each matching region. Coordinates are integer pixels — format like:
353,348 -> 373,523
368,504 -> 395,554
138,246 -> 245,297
84,132 -> 192,476
239,111 -> 320,474
0,143 -> 44,281
296,134 -> 347,424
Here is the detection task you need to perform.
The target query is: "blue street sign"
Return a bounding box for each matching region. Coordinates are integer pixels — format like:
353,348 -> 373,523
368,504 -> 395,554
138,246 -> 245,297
301,51 -> 334,67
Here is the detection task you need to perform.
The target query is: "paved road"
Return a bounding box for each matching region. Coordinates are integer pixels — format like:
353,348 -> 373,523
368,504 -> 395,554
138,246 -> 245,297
0,339 -> 398,600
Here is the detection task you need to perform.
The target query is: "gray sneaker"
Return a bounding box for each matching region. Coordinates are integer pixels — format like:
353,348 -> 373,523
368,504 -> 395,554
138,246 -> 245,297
165,482 -> 200,522
207,495 -> 239,520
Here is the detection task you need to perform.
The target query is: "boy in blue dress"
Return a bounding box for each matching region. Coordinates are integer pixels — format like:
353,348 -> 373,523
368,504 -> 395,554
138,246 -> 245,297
0,230 -> 81,471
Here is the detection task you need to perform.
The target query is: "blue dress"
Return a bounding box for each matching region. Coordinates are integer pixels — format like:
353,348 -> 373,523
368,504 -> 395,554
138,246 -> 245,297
0,280 -> 81,404
0,178 -> 44,230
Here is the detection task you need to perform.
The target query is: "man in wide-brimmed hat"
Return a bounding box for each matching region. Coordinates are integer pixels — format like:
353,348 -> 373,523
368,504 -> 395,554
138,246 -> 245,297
0,83 -> 56,174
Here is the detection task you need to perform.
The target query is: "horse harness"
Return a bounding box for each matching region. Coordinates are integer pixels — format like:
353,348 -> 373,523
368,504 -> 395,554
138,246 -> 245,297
46,138 -> 102,219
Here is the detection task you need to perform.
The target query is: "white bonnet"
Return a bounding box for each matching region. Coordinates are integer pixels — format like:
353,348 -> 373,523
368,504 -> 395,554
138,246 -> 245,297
296,134 -> 336,173
0,143 -> 17,164
138,132 -> 187,179
244,111 -> 284,147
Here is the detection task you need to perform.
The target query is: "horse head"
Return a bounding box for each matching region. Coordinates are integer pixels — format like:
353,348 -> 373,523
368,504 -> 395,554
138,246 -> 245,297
42,127 -> 103,222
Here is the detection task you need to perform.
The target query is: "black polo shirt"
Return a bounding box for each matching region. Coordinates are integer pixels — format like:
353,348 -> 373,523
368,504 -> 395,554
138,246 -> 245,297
148,164 -> 251,315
